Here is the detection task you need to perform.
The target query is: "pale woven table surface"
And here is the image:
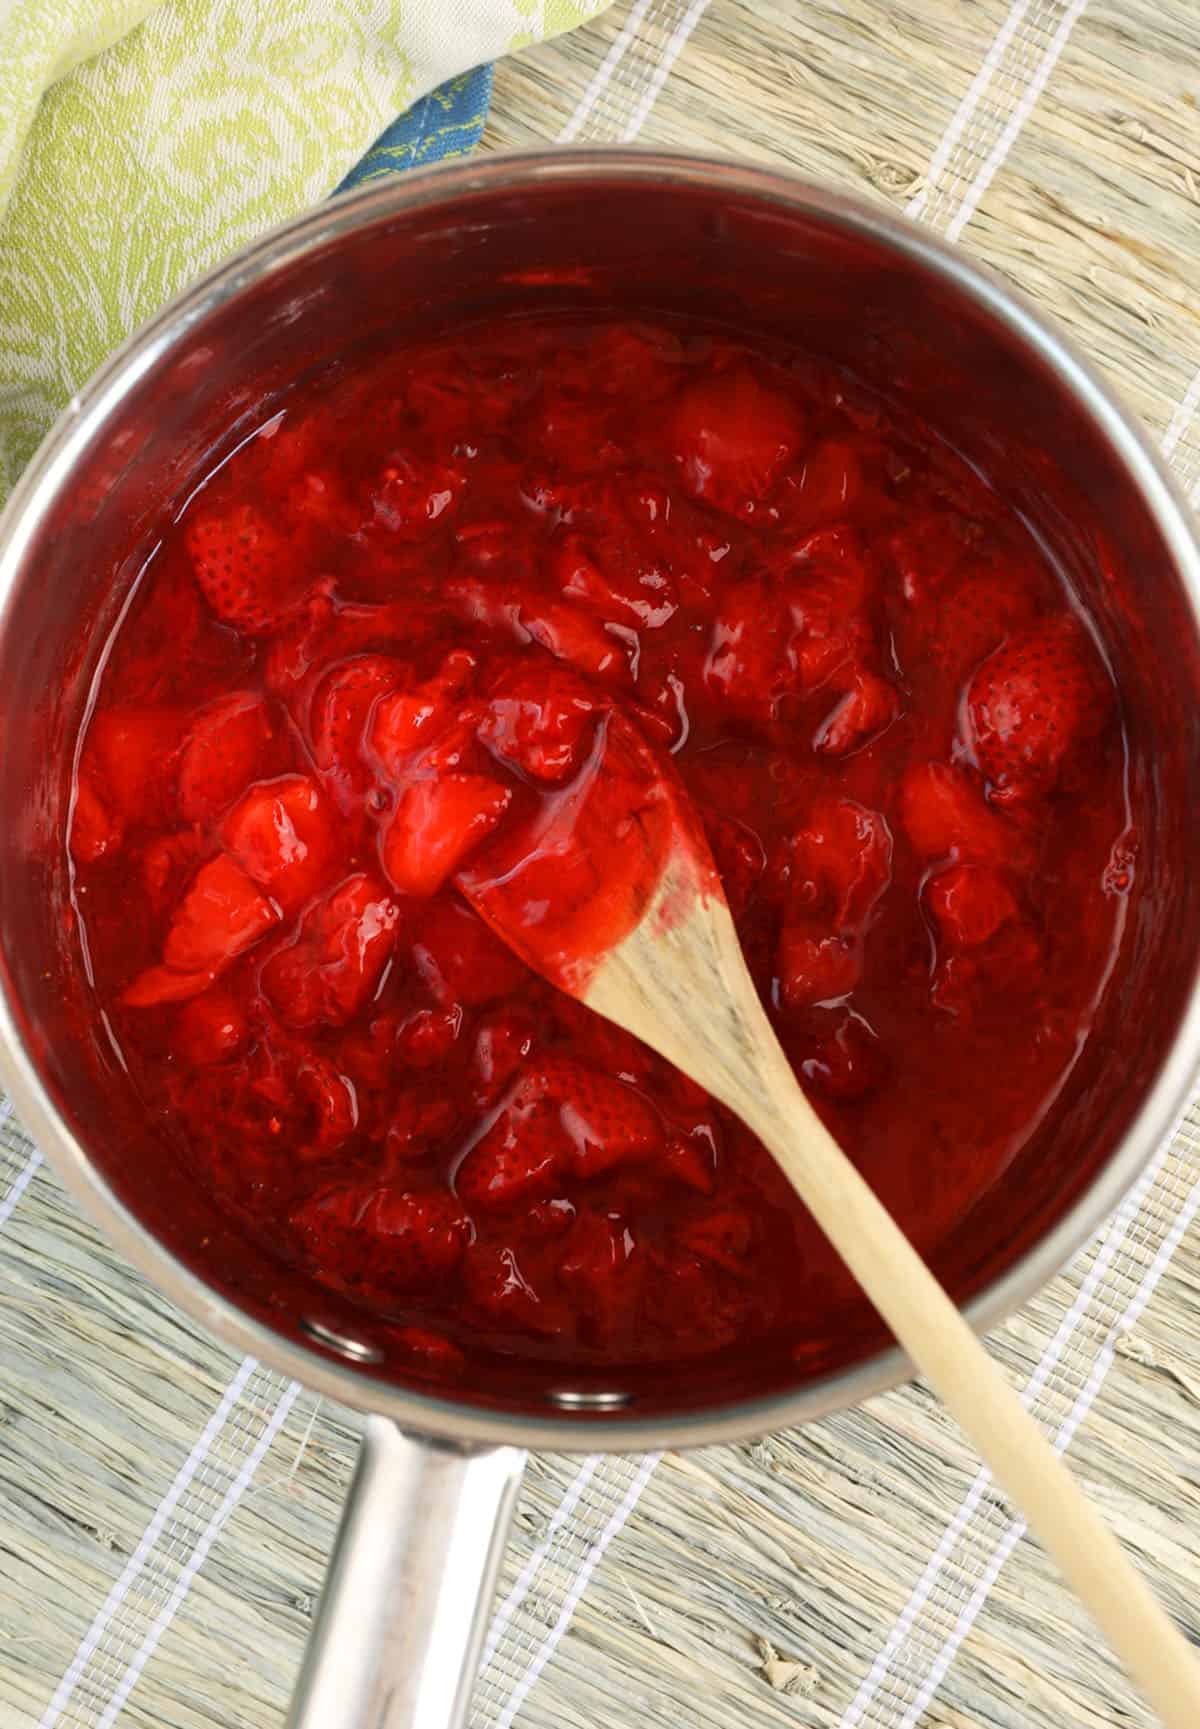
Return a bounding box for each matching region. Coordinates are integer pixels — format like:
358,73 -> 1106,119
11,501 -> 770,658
3,4 -> 1200,1727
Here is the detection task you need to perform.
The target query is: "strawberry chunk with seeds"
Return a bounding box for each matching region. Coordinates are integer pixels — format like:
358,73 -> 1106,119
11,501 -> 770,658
515,1057 -> 663,1177
261,874 -> 400,1028
185,500 -> 307,635
178,693 -> 278,822
455,1100 -> 567,1213
964,617 -> 1112,802
381,773 -> 511,897
478,660 -> 602,783
222,774 -> 336,913
669,368 -> 802,514
928,566 -> 1041,677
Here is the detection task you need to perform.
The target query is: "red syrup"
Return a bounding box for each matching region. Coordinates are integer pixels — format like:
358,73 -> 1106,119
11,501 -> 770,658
67,314 -> 1132,1373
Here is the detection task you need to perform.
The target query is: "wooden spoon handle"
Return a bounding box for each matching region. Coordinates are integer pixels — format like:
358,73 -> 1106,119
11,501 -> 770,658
741,1049 -> 1200,1729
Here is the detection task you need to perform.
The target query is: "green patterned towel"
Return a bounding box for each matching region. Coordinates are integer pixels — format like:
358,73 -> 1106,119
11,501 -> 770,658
0,0 -> 608,501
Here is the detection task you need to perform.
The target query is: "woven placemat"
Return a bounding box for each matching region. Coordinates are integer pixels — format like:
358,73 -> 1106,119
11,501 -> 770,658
3,4 -> 1200,1727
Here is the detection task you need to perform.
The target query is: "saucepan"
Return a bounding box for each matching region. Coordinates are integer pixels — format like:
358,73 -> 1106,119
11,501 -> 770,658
1,151 -> 1199,1728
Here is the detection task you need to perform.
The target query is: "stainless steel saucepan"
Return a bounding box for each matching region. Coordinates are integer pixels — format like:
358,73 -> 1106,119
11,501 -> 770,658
2,151 -> 1199,1729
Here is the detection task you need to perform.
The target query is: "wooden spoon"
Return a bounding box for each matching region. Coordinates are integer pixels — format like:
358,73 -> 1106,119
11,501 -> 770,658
459,710 -> 1200,1729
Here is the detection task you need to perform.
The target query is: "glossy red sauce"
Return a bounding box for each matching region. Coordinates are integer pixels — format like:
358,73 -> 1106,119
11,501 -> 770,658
68,315 -> 1132,1374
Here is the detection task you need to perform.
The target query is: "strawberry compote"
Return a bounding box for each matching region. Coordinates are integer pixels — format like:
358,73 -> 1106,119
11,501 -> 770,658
67,315 -> 1133,1376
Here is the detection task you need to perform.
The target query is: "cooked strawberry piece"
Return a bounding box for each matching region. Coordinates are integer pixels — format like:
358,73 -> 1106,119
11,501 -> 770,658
294,1050 -> 360,1153
69,777 -> 122,864
394,1003 -> 463,1068
782,798 -> 893,932
777,926 -> 861,1008
122,963 -> 219,1007
519,599 -> 634,688
964,617 -> 1112,802
84,706 -> 181,826
311,655 -> 408,811
478,660 -> 602,784
781,528 -> 873,691
178,693 -> 278,823
222,774 -> 336,912
471,1010 -> 537,1104
174,987 -> 248,1066
381,773 -> 511,897
162,853 -> 279,974
932,921 -> 1043,1017
140,830 -> 205,914
798,1009 -> 885,1101
385,1090 -> 460,1161
455,1100 -> 567,1212
368,453 -> 465,537
261,874 -> 400,1028
780,438 -> 863,530
703,578 -> 789,725
814,669 -> 900,757
704,814 -> 766,919
410,897 -> 529,1008
463,1244 -> 563,1334
557,1210 -> 644,1344
668,368 -> 802,513
928,566 -> 1041,677
899,761 -> 1028,867
677,1207 -> 752,1276
294,1184 -> 467,1288
886,513 -> 972,609
663,1131 -> 718,1194
369,650 -> 478,779
555,530 -> 678,630
514,1056 -> 663,1177
185,499 -> 307,635
924,864 -> 1020,949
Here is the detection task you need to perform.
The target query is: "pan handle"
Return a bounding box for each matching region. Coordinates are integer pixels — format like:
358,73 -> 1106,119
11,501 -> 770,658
286,1418 -> 527,1729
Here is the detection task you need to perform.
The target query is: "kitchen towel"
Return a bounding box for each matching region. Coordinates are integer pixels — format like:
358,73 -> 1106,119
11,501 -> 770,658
0,0 -> 610,501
